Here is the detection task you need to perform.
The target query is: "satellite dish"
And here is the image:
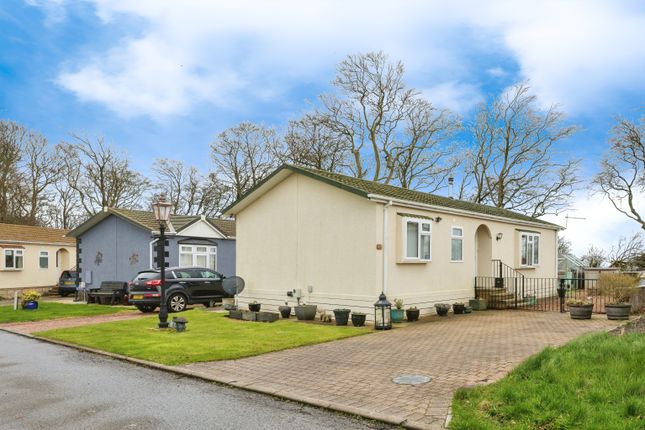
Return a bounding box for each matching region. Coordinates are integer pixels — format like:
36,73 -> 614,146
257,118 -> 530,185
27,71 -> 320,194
223,276 -> 245,296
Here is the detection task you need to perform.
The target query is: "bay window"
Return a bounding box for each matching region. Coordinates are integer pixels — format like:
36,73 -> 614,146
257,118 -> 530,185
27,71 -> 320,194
405,218 -> 432,261
520,232 -> 540,266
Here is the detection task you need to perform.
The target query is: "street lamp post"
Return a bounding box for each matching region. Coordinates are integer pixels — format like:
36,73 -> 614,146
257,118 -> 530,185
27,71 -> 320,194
152,194 -> 172,329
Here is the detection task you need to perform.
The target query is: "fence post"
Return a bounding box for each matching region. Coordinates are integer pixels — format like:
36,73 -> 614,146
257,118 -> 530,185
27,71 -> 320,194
557,279 -> 566,313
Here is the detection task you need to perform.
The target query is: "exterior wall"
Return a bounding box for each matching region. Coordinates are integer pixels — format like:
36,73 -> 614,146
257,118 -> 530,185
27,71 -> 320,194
236,173 -> 379,314
78,216 -> 153,287
0,244 -> 76,291
233,171 -> 558,320
386,204 -> 558,316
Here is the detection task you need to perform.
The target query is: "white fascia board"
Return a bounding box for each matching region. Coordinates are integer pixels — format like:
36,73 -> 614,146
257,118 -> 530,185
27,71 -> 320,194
367,194 -> 562,231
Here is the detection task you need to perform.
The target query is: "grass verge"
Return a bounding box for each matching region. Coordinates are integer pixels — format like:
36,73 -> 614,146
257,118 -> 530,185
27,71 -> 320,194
0,302 -> 132,324
36,308 -> 369,365
450,332 -> 645,430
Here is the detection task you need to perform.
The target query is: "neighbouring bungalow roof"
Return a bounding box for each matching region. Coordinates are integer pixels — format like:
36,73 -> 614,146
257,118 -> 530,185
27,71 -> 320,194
66,208 -> 236,238
0,222 -> 75,246
223,164 -> 561,229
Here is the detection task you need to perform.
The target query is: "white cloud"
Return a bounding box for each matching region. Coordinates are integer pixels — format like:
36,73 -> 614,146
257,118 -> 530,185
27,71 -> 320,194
40,0 -> 645,118
542,190 -> 645,256
486,67 -> 507,78
420,82 -> 483,114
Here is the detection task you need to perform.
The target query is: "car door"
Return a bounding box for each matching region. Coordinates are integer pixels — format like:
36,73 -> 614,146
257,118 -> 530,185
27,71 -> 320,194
172,269 -> 197,299
197,269 -> 224,299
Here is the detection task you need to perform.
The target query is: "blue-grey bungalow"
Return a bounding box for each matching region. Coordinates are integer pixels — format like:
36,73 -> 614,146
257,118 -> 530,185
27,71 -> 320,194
66,208 -> 236,288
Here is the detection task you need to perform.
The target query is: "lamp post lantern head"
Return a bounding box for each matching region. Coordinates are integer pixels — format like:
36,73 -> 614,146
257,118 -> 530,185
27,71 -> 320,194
374,292 -> 392,330
152,194 -> 172,223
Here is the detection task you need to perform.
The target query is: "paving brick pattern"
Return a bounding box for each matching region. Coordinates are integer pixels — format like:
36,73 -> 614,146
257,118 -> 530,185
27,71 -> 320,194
0,311 -> 144,334
179,311 -> 620,429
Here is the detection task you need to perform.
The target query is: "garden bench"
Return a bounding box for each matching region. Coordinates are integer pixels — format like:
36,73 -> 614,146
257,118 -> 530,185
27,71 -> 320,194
87,281 -> 128,305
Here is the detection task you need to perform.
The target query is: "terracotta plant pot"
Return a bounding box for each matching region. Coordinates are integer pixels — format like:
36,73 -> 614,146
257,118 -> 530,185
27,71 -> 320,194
248,303 -> 261,312
294,304 -> 317,320
390,308 -> 405,323
605,303 -> 631,320
333,309 -> 351,326
351,313 -> 366,327
405,308 -> 420,322
568,304 -> 593,320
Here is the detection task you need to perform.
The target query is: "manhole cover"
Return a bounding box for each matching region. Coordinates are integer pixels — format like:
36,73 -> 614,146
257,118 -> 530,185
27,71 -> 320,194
392,375 -> 432,385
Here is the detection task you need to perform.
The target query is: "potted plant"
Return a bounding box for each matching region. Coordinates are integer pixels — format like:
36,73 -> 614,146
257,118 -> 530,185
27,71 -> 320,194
598,273 -> 638,320
294,303 -> 317,320
435,303 -> 450,316
278,302 -> 292,318
405,306 -> 420,322
391,298 -> 405,323
453,302 -> 465,314
248,301 -> 261,312
21,290 -> 41,310
566,298 -> 593,320
351,312 -> 366,327
333,308 -> 351,326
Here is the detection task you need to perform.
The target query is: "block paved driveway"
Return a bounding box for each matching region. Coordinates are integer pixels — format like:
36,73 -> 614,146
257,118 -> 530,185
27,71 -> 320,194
178,311 -> 620,429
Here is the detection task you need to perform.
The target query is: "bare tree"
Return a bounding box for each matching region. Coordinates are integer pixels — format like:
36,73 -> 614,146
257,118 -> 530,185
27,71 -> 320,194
152,158 -> 231,216
461,83 -> 580,217
0,120 -> 29,224
581,245 -> 606,268
594,114 -> 645,230
607,233 -> 644,269
558,237 -> 573,256
210,122 -> 279,200
279,113 -> 349,172
60,136 -> 149,216
22,131 -> 61,224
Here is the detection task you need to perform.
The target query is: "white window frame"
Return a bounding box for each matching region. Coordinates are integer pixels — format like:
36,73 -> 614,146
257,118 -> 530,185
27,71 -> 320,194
404,217 -> 432,261
4,248 -> 24,270
179,245 -> 217,270
450,226 -> 464,262
39,250 -> 49,269
520,232 -> 540,267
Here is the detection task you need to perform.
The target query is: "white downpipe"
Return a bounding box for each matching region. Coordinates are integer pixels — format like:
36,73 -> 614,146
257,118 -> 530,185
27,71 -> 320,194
383,200 -> 393,294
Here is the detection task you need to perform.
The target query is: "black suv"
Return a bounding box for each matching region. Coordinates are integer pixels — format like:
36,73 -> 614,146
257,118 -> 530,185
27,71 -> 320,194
57,270 -> 79,296
128,267 -> 231,313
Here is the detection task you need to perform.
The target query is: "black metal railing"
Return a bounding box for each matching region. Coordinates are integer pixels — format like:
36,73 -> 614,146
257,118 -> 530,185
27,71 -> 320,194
491,259 -> 525,280
475,277 -> 606,313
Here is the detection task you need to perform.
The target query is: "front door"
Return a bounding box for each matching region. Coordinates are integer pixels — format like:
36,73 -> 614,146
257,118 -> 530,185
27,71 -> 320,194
475,225 -> 492,277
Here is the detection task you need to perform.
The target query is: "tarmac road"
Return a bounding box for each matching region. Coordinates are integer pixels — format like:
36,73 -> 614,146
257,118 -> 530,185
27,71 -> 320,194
0,332 -> 391,430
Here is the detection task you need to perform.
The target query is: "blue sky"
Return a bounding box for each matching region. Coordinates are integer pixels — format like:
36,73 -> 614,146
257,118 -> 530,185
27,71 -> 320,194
1,0 -> 644,254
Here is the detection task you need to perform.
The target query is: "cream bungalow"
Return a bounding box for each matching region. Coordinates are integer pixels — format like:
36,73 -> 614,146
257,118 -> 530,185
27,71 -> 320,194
224,165 -> 560,318
0,223 -> 76,295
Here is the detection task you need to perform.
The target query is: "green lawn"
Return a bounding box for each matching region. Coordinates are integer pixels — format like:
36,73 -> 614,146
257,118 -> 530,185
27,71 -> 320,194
36,308 -> 369,365
0,302 -> 132,324
450,332 -> 645,430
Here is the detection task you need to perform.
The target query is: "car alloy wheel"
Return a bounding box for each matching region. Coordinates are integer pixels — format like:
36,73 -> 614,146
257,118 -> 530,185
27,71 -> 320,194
168,294 -> 187,312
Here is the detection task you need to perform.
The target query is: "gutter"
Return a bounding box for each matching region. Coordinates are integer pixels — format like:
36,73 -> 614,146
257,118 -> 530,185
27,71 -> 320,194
367,194 -> 562,231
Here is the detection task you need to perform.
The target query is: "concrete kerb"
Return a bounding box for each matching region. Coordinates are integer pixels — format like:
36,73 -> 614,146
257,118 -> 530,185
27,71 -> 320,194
0,328 -> 413,429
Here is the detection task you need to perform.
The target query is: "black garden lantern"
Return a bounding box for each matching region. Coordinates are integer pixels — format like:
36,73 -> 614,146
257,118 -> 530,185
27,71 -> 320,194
152,194 -> 172,329
374,292 -> 392,330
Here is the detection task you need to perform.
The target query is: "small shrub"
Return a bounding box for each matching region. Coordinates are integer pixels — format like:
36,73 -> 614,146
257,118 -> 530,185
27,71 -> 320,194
20,290 -> 41,303
408,306 -> 418,310
598,273 -> 638,304
566,298 -> 592,306
393,298 -> 404,310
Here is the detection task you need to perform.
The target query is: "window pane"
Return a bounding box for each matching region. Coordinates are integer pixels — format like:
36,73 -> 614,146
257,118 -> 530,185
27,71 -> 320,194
180,253 -> 192,267
533,236 -> 539,265
39,253 -> 48,269
451,238 -> 462,261
196,246 -> 207,253
208,256 -> 216,270
15,255 -> 23,269
421,234 -> 431,260
422,223 -> 431,232
5,250 -> 13,268
521,236 -> 527,265
406,222 -> 419,258
452,227 -> 462,237
195,254 -> 207,267
180,246 -> 192,252
527,241 -> 533,266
